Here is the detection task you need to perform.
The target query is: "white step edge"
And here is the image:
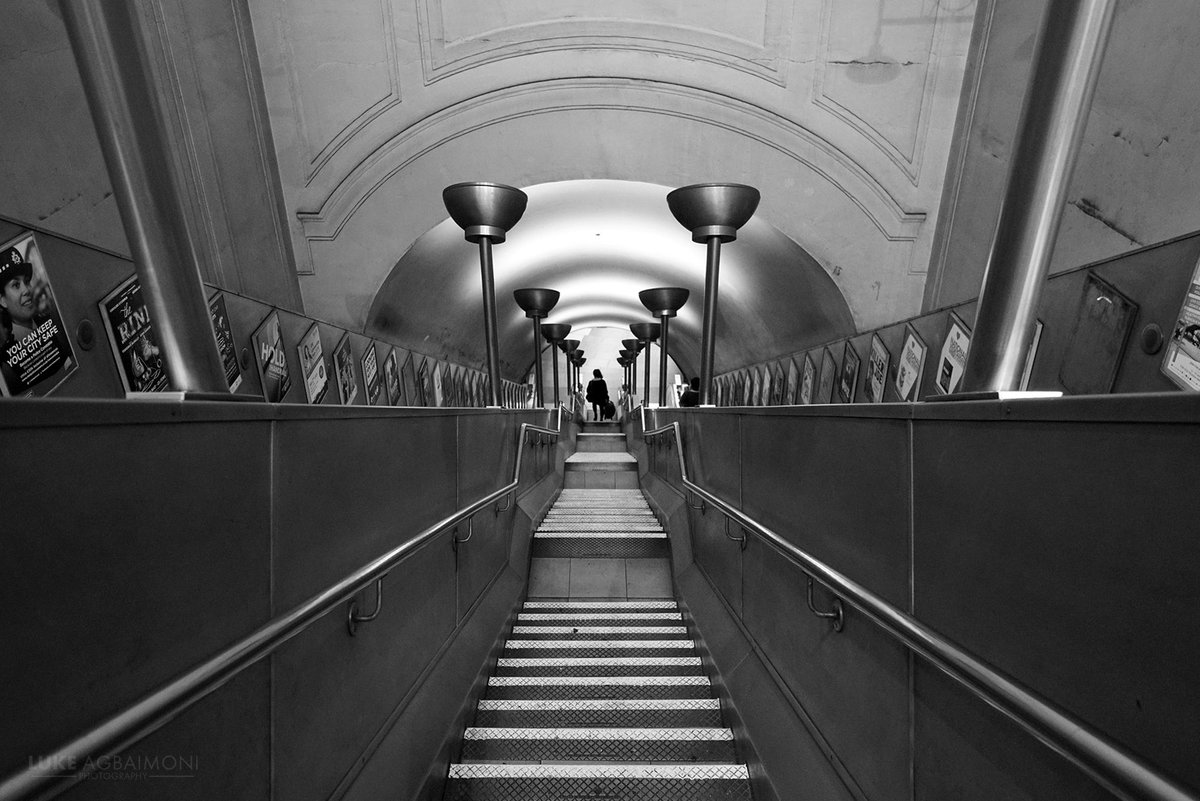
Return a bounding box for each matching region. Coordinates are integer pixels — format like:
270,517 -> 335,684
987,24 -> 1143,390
511,626 -> 687,636
447,763 -> 749,780
488,675 -> 707,686
463,726 -> 731,741
523,601 -> 678,609
533,532 -> 666,539
517,613 -> 683,621
477,698 -> 719,711
497,656 -> 702,668
505,640 -> 694,650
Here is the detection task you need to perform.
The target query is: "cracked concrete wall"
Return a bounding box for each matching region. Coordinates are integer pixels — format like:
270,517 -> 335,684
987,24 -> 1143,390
925,0 -> 1200,311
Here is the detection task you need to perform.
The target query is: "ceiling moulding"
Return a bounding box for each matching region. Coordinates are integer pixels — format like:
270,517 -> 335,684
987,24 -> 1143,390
813,0 -> 973,185
278,0 -> 403,184
416,0 -> 792,86
294,78 -> 925,248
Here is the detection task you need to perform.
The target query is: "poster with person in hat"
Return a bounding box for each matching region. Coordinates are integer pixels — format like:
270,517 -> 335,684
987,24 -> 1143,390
0,232 -> 77,397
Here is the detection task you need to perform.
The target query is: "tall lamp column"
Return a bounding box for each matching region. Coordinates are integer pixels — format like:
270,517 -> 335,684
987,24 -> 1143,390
513,288 -> 559,407
639,288 -> 689,407
444,182 -> 528,407
629,322 -> 660,407
561,339 -> 580,394
667,183 -> 760,406
621,338 -> 641,394
540,323 -> 571,406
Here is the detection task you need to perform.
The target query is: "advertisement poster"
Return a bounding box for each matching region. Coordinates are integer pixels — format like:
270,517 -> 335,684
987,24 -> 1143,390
0,232 -> 77,397
297,323 -> 328,404
1163,258 -> 1200,391
98,274 -> 169,394
333,335 -> 358,405
361,343 -> 382,405
934,314 -> 971,395
864,335 -> 890,404
401,353 -> 419,406
1020,320 -> 1044,391
818,347 -> 837,404
800,353 -> 816,404
1059,274 -> 1136,394
383,348 -> 402,405
895,325 -> 927,402
252,310 -> 291,402
785,359 -> 799,404
838,341 -> 860,403
433,363 -> 446,406
208,293 -> 242,392
418,358 -> 432,406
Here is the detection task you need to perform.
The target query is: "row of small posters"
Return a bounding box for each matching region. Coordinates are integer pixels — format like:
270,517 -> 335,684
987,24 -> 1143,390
0,229 -> 497,404
245,310 -> 493,406
714,313 -> 1014,406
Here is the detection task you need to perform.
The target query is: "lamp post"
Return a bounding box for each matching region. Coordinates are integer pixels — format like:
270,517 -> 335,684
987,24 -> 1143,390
513,288 -> 559,407
561,339 -> 580,397
444,181 -> 528,407
629,322 -> 660,407
540,323 -> 571,405
639,288 -> 689,407
620,349 -> 638,389
571,354 -> 586,397
621,338 -> 641,394
667,183 -> 760,406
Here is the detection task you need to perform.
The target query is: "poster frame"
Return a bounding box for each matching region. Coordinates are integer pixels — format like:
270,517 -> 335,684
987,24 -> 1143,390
864,334 -> 890,404
333,333 -> 358,405
894,324 -> 928,402
838,340 -> 861,403
98,273 -> 169,394
251,309 -> 291,403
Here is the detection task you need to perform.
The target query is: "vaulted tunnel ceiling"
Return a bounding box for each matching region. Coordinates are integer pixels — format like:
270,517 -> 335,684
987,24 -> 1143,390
249,0 -> 978,380
367,180 -> 856,380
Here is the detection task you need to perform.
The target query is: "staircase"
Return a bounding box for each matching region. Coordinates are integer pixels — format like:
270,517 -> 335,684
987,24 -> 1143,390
443,454 -> 753,799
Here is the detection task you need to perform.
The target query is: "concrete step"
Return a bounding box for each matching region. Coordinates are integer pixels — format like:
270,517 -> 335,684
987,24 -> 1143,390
472,698 -> 723,728
459,726 -> 737,763
576,433 -> 629,452
564,452 -> 638,471
530,535 -> 669,559
443,763 -> 751,801
492,656 -> 706,678
483,674 -> 712,701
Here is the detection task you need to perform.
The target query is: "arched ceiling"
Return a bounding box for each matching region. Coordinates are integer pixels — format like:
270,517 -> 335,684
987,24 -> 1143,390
248,0 -> 978,380
367,179 -> 855,378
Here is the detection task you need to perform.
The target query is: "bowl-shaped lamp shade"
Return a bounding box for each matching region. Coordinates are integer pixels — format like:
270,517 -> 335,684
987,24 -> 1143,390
620,349 -> 638,360
630,322 -> 661,342
561,339 -> 580,354
621,338 -> 641,352
639,287 -> 690,318
666,183 -> 761,243
443,182 -> 528,243
513,288 -> 560,318
540,323 -> 572,343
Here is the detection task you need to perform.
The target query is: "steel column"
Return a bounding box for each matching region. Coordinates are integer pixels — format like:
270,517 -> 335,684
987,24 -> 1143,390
60,1 -> 229,393
961,0 -> 1118,392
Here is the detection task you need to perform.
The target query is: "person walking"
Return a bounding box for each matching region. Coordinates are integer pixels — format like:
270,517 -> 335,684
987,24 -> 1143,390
585,369 -> 609,421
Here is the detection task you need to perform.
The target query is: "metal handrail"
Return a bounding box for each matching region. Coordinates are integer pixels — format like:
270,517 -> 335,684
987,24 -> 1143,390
0,414 -> 564,801
643,421 -> 1198,801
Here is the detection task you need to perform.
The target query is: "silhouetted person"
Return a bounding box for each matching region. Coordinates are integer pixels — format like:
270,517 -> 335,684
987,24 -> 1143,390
585,369 -> 609,421
679,376 -> 700,407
